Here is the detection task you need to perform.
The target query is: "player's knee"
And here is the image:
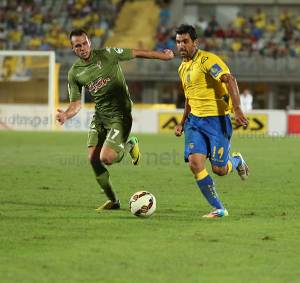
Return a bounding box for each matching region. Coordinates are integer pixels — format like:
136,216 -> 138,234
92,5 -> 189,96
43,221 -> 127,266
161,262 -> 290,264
189,161 -> 204,174
100,155 -> 113,165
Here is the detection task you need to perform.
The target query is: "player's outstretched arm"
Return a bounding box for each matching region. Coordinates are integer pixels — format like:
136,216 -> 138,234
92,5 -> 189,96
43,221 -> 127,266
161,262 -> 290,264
220,73 -> 249,127
132,49 -> 174,61
174,97 -> 190,137
56,100 -> 82,125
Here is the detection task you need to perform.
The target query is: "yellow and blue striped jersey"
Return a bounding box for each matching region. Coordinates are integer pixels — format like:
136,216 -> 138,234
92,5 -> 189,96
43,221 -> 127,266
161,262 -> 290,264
178,49 -> 234,117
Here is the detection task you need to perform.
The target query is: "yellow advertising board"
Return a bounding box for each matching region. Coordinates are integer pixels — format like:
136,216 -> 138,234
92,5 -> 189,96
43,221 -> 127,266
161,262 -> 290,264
159,113 -> 268,134
159,113 -> 183,133
230,114 -> 268,134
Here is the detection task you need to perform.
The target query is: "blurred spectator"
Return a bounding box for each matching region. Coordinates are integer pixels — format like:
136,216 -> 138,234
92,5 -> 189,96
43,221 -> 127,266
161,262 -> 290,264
240,89 -> 253,111
165,35 -> 175,51
251,37 -> 264,53
73,15 -> 86,29
250,19 -> 263,39
195,17 -> 208,33
232,37 -> 242,53
81,4 -> 92,17
24,18 -> 38,36
266,19 -> 277,32
0,0 -> 8,9
0,8 -> 7,23
208,36 -> 220,51
154,40 -> 165,52
156,29 -> 166,41
198,35 -> 209,51
0,27 -> 8,46
293,40 -> 300,57
218,50 -> 228,61
157,23 -> 169,36
282,26 -> 294,42
7,10 -> 20,29
93,23 -> 106,38
204,25 -> 214,38
86,10 -> 99,25
9,27 -> 22,46
28,34 -> 41,50
49,20 -> 61,36
159,4 -> 170,25
43,8 -> 54,24
56,30 -> 70,49
224,23 -> 237,38
253,8 -> 266,29
208,15 -> 218,32
169,22 -> 178,41
281,44 -> 292,57
234,12 -> 245,29
39,37 -> 52,50
33,8 -> 43,25
280,9 -> 292,29
240,21 -> 252,38
215,25 -> 225,39
296,10 -> 300,30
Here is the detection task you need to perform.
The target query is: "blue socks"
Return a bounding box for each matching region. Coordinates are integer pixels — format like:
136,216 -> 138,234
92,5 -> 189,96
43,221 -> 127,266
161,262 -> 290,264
227,156 -> 242,173
194,169 -> 224,210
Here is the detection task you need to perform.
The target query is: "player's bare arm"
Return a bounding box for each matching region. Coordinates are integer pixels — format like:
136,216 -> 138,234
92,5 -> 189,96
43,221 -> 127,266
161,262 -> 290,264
132,49 -> 174,61
56,100 -> 82,125
220,73 -> 249,127
174,97 -> 191,136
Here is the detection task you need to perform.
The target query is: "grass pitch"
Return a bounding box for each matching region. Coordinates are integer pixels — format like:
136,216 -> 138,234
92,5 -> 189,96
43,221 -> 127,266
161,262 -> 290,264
1,131 -> 300,283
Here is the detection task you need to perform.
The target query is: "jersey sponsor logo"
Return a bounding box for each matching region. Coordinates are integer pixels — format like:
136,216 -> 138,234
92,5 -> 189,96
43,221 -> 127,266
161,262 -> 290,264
87,77 -> 110,93
76,71 -> 85,77
201,56 -> 208,64
209,64 -> 223,78
106,47 -> 111,53
97,61 -> 101,69
118,143 -> 124,149
187,73 -> 191,82
113,48 -> 123,54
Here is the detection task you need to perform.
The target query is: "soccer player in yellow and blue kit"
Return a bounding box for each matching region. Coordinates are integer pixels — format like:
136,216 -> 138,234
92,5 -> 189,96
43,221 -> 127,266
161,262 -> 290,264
174,24 -> 249,218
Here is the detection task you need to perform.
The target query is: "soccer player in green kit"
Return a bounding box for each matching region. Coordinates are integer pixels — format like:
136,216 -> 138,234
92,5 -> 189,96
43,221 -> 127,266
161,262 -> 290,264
56,29 -> 174,210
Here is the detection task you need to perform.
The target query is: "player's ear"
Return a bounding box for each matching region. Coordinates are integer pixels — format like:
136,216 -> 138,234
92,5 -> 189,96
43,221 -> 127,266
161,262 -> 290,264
194,38 -> 198,48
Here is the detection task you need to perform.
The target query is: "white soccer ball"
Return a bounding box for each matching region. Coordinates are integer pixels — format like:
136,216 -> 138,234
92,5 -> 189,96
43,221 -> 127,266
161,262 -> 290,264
129,191 -> 156,217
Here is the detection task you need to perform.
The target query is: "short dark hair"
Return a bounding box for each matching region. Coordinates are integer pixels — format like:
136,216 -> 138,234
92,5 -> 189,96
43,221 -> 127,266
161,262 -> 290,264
69,29 -> 89,44
175,24 -> 198,41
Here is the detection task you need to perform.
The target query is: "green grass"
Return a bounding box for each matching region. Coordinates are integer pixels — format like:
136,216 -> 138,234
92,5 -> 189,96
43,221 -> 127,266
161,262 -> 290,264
1,131 -> 300,283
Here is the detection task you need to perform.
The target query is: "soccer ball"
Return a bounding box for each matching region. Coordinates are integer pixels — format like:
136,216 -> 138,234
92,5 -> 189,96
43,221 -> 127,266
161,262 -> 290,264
129,191 -> 156,217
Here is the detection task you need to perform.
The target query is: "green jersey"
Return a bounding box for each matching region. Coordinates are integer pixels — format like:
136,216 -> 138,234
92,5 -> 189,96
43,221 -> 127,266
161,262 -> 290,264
68,48 -> 133,115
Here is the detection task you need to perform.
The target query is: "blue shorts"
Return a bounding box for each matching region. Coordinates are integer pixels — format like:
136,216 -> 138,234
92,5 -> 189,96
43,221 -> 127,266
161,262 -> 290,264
184,114 -> 233,167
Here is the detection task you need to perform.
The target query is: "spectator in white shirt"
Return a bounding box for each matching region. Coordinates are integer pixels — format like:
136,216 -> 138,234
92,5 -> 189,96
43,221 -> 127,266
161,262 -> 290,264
195,17 -> 208,32
240,89 -> 253,111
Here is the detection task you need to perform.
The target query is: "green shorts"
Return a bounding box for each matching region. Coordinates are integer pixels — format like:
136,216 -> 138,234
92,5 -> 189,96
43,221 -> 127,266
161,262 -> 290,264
87,113 -> 132,154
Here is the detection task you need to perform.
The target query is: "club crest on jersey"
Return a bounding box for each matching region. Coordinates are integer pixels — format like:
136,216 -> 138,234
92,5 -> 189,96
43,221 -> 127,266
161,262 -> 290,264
114,48 -> 123,54
87,77 -> 110,93
209,64 -> 223,78
97,61 -> 101,69
189,143 -> 194,149
187,73 -> 191,82
201,56 -> 208,64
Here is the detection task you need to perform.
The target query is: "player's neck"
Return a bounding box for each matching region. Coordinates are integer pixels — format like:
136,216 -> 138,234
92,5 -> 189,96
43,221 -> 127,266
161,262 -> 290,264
185,48 -> 198,62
